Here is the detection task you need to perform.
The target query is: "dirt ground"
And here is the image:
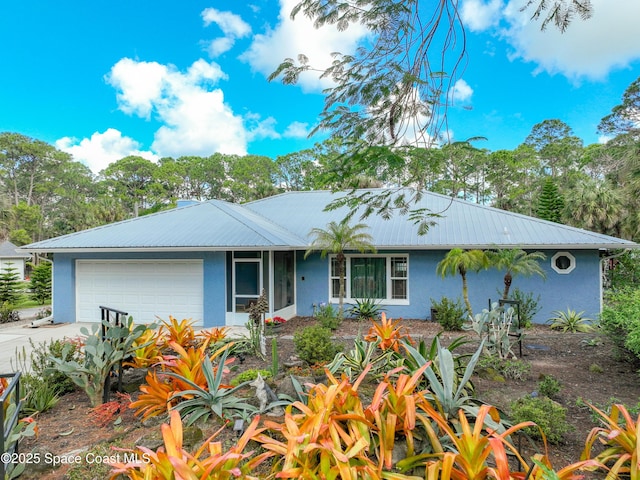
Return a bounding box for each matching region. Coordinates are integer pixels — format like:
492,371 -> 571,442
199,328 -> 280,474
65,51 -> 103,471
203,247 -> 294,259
19,317 -> 640,478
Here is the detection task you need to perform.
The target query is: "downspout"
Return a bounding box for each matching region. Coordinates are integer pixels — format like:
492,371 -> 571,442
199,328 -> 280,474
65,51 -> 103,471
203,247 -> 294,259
599,249 -> 630,313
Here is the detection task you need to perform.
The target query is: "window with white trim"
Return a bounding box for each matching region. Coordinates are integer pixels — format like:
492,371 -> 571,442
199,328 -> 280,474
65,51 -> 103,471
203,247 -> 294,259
551,252 -> 576,274
330,255 -> 408,302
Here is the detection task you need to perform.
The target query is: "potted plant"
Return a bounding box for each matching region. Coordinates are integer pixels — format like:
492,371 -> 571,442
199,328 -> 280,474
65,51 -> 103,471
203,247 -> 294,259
265,316 -> 286,334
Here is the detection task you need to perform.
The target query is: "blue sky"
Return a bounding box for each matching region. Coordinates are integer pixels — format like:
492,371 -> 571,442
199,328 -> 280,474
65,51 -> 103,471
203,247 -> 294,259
1,0 -> 639,174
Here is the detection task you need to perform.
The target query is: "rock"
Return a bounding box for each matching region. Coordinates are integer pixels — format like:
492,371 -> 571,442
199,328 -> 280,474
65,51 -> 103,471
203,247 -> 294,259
135,430 -> 165,451
283,356 -> 304,368
276,375 -> 315,400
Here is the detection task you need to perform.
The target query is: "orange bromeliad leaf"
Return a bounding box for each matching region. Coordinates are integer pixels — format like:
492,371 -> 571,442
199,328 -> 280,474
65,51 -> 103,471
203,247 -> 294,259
364,313 -> 413,352
129,370 -> 175,420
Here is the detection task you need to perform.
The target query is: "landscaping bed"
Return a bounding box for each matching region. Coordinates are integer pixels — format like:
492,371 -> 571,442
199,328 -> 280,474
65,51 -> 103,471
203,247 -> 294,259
17,317 -> 640,478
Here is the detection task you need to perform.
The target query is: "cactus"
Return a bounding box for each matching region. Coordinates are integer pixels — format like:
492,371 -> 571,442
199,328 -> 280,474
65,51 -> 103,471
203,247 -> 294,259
49,317 -> 149,406
271,337 -> 279,378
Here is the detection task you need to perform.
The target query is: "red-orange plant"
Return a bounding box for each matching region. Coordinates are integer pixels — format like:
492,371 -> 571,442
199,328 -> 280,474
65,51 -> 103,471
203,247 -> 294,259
158,316 -> 196,348
111,410 -> 270,480
364,313 -> 413,352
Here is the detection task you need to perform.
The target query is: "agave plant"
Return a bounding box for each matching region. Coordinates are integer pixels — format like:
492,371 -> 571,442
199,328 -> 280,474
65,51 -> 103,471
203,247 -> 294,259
167,348 -> 257,425
326,335 -> 397,381
547,309 -> 595,333
403,338 -> 487,424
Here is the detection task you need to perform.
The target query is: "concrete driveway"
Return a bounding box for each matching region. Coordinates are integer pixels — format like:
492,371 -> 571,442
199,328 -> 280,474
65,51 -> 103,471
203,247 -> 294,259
0,308 -> 249,374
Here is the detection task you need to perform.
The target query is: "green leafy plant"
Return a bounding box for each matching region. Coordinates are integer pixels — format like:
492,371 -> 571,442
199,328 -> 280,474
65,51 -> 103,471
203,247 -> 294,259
347,298 -> 384,321
548,308 -> 595,333
20,374 -> 59,415
510,396 -> 571,444
431,296 -> 466,331
230,368 -> 273,387
0,301 -> 19,323
316,302 -> 341,330
600,287 -> 640,363
477,355 -> 532,381
293,325 -> 342,365
509,288 -> 542,328
49,317 -> 148,406
271,337 -> 279,377
168,349 -> 257,425
327,335 -> 396,380
28,261 -> 52,304
538,374 -> 562,398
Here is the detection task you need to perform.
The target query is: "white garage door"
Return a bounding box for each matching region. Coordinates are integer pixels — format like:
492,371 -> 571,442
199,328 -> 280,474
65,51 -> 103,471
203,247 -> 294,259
76,260 -> 204,325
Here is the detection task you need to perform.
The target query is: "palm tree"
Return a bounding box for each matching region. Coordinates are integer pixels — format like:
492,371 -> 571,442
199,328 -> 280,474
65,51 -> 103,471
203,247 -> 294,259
436,248 -> 489,318
304,220 -> 376,317
486,248 -> 546,300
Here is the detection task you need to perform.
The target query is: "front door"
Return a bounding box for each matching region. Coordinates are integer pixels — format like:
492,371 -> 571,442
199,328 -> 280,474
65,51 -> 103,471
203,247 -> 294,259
233,258 -> 262,314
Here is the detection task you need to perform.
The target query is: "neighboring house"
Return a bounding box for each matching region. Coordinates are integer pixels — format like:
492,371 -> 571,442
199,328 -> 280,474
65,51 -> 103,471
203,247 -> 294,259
0,240 -> 31,280
22,189 -> 637,326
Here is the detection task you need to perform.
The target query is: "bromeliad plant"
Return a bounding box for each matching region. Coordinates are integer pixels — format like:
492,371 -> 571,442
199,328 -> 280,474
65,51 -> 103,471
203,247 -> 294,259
364,313 -> 413,353
111,410 -> 271,480
582,402 -> 639,479
327,335 -> 397,381
130,342 -> 234,421
158,316 -> 197,348
253,365 -> 381,479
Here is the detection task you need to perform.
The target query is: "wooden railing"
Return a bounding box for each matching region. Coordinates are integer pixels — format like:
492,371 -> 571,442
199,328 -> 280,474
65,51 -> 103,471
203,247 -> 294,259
99,306 -> 129,403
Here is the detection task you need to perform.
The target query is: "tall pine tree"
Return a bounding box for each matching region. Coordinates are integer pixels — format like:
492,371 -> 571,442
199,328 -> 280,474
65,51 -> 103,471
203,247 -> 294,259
0,262 -> 22,305
537,177 -> 565,223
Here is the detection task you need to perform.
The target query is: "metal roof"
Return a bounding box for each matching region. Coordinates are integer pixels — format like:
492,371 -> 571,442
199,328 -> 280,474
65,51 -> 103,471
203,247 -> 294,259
22,189 -> 638,252
246,189 -> 638,250
0,240 -> 31,258
24,200 -> 306,252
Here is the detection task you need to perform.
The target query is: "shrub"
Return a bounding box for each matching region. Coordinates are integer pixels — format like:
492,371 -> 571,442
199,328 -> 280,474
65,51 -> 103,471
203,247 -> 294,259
0,302 -> 20,323
509,288 -> 541,328
431,296 -> 465,331
600,287 -> 640,363
230,368 -> 272,386
316,303 -> 341,330
477,355 -> 531,381
510,396 -> 571,444
293,325 -> 342,365
537,374 -> 561,398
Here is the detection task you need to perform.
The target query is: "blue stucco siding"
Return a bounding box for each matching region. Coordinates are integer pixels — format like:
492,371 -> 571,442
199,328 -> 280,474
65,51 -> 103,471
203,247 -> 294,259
295,249 -> 603,323
52,251 -> 227,327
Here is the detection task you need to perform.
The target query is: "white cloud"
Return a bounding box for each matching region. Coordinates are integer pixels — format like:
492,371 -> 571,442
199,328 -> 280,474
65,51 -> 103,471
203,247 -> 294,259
245,113 -> 281,141
202,8 -> 251,56
284,121 -> 310,138
501,0 -> 640,79
242,0 -> 369,92
106,58 -> 248,158
452,79 -> 474,103
461,0 -> 504,32
56,129 -> 158,173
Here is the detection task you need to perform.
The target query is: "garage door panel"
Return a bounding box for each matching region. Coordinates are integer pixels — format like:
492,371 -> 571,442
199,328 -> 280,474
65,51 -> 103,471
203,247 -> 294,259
76,260 -> 204,326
